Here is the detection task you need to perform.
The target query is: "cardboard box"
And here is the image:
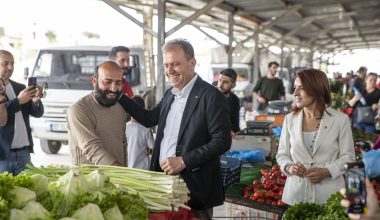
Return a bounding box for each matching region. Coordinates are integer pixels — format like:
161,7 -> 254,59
225,202 -> 282,220
231,135 -> 277,160
256,114 -> 285,127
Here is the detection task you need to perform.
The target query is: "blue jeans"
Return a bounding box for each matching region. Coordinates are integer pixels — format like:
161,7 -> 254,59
0,148 -> 31,175
353,122 -> 376,134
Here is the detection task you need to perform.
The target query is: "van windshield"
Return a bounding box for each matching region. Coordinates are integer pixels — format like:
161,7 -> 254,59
33,50 -> 109,90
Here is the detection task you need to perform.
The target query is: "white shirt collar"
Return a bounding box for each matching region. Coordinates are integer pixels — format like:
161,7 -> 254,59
171,74 -> 198,97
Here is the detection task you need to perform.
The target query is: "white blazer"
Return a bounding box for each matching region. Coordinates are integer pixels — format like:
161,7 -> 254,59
276,107 -> 355,205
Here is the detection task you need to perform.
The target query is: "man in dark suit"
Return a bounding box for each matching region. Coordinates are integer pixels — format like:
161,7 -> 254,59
0,50 -> 44,175
118,38 -> 231,219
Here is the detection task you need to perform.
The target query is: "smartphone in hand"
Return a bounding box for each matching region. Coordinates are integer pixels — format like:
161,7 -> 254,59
28,77 -> 37,89
345,162 -> 366,214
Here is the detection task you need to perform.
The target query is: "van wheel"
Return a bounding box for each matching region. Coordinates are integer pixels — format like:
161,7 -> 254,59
40,139 -> 61,154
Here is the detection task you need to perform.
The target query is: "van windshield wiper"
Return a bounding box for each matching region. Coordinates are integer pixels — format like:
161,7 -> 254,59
62,81 -> 71,89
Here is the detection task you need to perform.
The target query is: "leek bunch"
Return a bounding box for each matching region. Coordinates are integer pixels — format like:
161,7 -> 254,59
26,164 -> 190,212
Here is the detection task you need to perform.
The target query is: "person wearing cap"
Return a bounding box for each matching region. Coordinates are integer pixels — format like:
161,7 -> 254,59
216,68 -> 240,136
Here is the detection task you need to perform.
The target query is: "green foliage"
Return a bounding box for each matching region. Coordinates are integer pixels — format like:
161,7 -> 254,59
284,202 -> 324,220
284,192 -> 349,220
0,173 -> 33,219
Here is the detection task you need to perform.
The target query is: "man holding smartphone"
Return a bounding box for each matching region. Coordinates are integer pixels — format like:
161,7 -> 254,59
0,50 -> 44,175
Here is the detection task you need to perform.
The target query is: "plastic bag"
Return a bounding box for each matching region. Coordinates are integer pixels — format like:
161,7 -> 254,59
229,148 -> 266,163
363,149 -> 380,178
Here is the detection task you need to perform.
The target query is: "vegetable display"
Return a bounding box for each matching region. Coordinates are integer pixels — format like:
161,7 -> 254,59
241,165 -> 287,206
283,192 -> 349,220
0,169 -> 148,220
26,164 -> 190,212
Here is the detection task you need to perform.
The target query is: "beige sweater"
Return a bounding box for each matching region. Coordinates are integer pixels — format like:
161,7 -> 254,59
67,92 -> 128,166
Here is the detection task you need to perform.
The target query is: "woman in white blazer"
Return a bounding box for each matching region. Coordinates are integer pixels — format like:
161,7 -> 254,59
276,69 -> 355,205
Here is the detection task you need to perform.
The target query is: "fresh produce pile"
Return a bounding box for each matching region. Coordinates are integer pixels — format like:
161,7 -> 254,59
352,127 -> 378,144
241,165 -> 287,206
26,164 -> 190,212
0,169 -> 147,220
283,192 -> 349,220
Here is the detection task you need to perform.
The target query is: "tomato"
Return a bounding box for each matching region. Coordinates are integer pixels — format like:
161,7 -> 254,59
277,200 -> 284,206
278,190 -> 283,196
272,201 -> 278,206
281,173 -> 287,180
242,186 -> 251,198
257,198 -> 265,203
276,177 -> 285,186
252,192 -> 261,200
264,191 -> 274,199
272,165 -> 280,171
264,199 -> 272,204
252,180 -> 261,187
273,193 -> 281,200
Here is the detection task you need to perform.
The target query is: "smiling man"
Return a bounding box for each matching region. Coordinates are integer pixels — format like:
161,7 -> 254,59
118,38 -> 231,219
67,61 -> 128,166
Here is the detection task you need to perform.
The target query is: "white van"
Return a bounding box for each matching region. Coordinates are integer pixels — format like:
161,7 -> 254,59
27,46 -> 146,154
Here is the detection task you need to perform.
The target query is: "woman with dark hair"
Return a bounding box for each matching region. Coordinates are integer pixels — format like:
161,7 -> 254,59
348,72 -> 380,133
276,69 -> 355,205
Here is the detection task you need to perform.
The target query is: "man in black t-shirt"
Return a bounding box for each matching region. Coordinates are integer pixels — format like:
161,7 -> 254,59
216,68 -> 240,136
252,61 -> 285,110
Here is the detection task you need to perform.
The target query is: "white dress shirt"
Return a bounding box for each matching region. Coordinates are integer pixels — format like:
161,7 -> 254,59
159,75 -> 198,163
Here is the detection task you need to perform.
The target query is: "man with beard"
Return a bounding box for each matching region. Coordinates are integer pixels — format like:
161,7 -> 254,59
252,61 -> 285,110
109,46 -> 134,97
216,68 -> 240,136
67,61 -> 128,166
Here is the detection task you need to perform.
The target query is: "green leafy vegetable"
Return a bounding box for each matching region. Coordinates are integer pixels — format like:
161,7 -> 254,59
9,209 -> 27,220
10,187 -> 36,209
22,201 -> 52,220
71,203 -> 104,220
103,206 -> 123,220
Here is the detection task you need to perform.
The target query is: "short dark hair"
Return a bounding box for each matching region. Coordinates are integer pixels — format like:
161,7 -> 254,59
358,66 -> 367,73
268,61 -> 279,68
131,95 -> 145,108
220,68 -> 237,82
367,72 -> 378,79
162,38 -> 194,60
109,46 -> 130,60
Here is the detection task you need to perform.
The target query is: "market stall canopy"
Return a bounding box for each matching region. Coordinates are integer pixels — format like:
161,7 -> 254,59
105,0 -> 380,53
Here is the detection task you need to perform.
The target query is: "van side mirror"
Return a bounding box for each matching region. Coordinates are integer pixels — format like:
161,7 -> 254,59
23,67 -> 29,80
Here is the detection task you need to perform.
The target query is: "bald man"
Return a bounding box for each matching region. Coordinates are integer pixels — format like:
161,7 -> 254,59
67,61 -> 128,166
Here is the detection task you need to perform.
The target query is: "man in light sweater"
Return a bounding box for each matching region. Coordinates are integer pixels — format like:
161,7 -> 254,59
67,61 -> 128,166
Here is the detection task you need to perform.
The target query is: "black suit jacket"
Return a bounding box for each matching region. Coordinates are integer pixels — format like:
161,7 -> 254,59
118,76 -> 231,209
0,80 -> 44,160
